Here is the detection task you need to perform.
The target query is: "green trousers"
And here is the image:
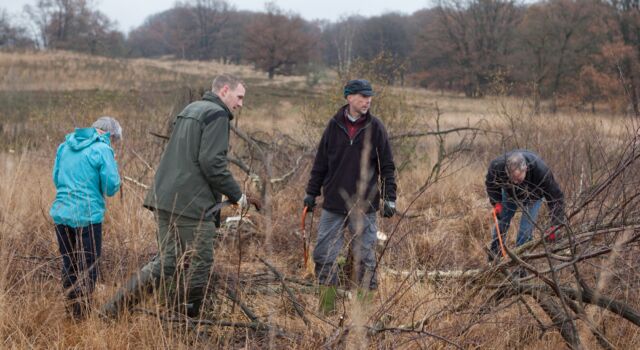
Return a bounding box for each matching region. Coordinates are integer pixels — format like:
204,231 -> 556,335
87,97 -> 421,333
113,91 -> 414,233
145,210 -> 216,288
101,209 -> 216,318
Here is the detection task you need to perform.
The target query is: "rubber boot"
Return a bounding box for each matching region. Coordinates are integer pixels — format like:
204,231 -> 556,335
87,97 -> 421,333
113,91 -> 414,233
66,298 -> 86,321
187,286 -> 208,318
356,288 -> 374,305
175,287 -> 205,318
318,285 -> 337,315
64,287 -> 91,321
100,269 -> 155,319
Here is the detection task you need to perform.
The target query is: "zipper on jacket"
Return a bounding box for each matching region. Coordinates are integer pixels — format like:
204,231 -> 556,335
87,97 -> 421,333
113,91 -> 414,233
336,120 -> 372,146
350,122 -> 372,145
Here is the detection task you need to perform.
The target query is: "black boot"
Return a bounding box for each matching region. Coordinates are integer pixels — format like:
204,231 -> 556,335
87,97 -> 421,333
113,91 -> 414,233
66,296 -> 90,320
66,300 -> 84,320
184,287 -> 205,319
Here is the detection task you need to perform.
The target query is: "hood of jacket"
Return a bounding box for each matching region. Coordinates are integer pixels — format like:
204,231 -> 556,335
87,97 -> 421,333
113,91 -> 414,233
65,128 -> 110,151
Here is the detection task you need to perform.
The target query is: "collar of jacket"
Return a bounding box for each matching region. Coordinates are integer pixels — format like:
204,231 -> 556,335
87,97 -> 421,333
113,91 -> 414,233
202,91 -> 234,120
333,104 -> 371,127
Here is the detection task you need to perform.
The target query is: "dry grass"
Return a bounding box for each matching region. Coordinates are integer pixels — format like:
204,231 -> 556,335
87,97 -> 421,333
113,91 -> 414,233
0,50 -> 308,92
1,50 -> 639,349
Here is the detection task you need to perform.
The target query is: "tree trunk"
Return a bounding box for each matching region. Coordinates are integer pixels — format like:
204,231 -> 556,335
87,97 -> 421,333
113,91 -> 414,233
533,81 -> 541,115
627,65 -> 639,116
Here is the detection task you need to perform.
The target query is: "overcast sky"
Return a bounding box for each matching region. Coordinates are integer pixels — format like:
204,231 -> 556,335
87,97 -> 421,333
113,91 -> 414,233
4,0 -> 432,32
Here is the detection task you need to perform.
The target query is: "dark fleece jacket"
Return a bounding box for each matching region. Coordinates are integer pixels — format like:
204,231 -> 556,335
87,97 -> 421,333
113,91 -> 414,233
306,105 -> 397,214
486,150 -> 565,225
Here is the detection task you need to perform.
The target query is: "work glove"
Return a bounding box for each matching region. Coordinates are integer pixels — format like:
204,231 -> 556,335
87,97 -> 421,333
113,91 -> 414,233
303,194 -> 316,212
493,203 -> 503,218
234,193 -> 248,212
544,226 -> 559,242
382,200 -> 396,218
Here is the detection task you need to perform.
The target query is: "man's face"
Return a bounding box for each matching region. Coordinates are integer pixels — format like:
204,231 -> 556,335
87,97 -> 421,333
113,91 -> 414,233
347,93 -> 373,115
219,84 -> 245,112
508,167 -> 527,184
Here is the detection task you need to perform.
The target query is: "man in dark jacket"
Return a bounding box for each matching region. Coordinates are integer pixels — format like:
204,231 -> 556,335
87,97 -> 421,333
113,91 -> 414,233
486,150 -> 565,260
304,79 -> 397,314
101,74 -> 260,318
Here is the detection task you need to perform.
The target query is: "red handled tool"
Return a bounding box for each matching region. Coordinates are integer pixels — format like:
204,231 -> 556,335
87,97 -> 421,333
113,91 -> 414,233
301,206 -> 315,277
492,208 -> 508,258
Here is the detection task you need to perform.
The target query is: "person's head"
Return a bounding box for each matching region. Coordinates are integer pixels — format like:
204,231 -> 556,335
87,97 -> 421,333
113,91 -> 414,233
344,79 -> 375,116
506,152 -> 527,184
92,116 -> 122,142
212,74 -> 245,112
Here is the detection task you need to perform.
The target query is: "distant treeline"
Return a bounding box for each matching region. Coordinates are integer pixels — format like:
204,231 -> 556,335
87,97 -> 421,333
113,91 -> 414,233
1,0 -> 639,113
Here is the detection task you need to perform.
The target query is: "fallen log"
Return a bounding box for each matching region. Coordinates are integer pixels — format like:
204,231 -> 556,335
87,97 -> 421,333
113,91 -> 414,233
383,267 -> 481,282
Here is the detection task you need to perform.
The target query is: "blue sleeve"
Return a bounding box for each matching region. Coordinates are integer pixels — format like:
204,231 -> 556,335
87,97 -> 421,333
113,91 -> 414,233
52,144 -> 64,188
95,144 -> 121,197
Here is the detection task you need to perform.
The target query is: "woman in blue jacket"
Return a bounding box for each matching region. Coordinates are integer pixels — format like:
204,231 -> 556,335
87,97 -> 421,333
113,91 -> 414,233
50,116 -> 122,319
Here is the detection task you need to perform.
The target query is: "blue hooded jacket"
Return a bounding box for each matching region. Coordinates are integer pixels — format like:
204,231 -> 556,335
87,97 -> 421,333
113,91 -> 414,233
50,128 -> 121,227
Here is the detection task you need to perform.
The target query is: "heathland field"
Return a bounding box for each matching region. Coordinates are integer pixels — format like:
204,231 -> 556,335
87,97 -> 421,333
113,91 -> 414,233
1,51 -> 640,349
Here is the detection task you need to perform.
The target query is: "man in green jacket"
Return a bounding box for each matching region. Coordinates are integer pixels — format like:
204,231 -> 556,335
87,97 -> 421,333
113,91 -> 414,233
101,74 -> 260,318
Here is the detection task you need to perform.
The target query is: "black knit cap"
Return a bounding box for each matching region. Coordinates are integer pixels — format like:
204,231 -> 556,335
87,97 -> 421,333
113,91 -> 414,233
343,79 -> 375,98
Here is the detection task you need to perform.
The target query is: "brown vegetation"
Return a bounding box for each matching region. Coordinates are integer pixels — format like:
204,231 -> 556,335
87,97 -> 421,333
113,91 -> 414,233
3,0 -> 639,115
1,51 -> 640,349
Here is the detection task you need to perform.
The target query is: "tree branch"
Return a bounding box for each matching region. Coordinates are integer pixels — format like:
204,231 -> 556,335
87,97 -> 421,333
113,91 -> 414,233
389,126 -> 494,140
257,256 -> 310,326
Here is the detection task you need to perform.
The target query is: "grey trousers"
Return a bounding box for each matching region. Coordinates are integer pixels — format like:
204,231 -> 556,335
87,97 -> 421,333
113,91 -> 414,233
313,209 -> 378,289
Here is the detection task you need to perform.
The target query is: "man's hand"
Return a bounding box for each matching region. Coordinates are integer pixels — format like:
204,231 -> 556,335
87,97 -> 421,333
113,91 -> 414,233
303,194 -> 316,212
493,203 -> 503,218
545,226 -> 559,242
236,193 -> 248,209
383,201 -> 396,218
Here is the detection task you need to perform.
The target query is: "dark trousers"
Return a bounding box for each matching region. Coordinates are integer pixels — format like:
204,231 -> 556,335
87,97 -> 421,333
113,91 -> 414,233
55,223 -> 102,300
489,189 -> 543,257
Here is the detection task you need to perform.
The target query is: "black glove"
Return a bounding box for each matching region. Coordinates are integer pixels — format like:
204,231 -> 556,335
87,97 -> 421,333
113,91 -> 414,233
383,200 -> 396,218
303,194 -> 316,212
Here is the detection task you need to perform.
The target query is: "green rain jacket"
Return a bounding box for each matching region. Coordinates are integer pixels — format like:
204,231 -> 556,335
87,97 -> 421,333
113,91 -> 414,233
143,91 -> 243,220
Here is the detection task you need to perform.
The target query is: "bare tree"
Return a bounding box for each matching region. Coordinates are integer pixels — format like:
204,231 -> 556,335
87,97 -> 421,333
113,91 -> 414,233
126,8 -> 190,58
321,16 -> 362,75
417,0 -> 523,97
244,3 -> 319,79
189,0 -> 230,60
24,0 -> 124,55
126,1 -> 237,61
23,0 -> 52,48
515,0 -> 607,113
352,13 -> 412,84
606,0 -> 640,116
0,9 -> 34,48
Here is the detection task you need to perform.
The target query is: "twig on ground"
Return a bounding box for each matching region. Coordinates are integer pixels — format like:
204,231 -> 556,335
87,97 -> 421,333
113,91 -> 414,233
257,256 -> 310,326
